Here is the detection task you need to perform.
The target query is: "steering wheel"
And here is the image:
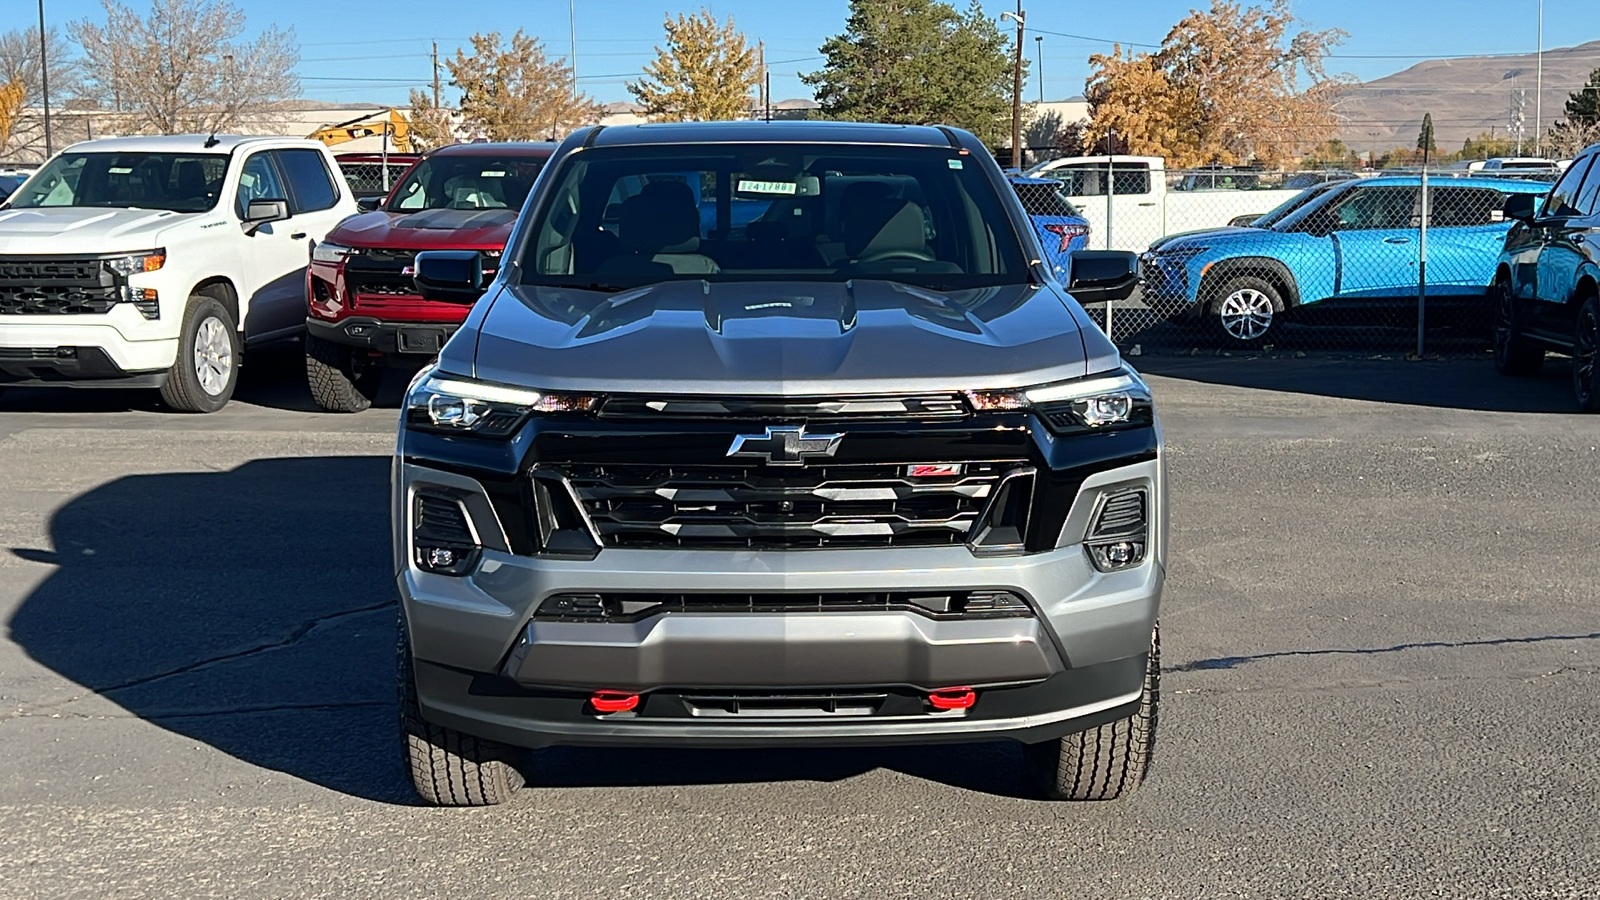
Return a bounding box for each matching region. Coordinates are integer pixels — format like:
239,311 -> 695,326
857,248 -> 937,265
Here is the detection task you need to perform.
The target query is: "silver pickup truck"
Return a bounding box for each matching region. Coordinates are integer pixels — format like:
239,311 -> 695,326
391,120 -> 1166,806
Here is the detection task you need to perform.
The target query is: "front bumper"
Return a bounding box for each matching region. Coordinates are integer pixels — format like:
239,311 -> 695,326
0,321 -> 176,386
306,315 -> 458,357
398,451 -> 1164,749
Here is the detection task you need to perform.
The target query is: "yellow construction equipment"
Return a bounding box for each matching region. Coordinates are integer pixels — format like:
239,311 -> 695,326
307,109 -> 413,153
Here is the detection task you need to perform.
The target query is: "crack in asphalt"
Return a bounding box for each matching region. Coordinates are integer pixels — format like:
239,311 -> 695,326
93,600 -> 395,696
1167,631 -> 1600,673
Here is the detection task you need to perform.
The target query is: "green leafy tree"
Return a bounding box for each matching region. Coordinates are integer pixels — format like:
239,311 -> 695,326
1416,112 -> 1435,154
628,10 -> 759,122
803,0 -> 1017,146
1458,130 -> 1516,161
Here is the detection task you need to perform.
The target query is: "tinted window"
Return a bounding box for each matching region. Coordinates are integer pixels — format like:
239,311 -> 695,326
273,148 -> 339,212
1541,157 -> 1592,217
1257,182 -> 1339,229
1041,162 -> 1150,196
1572,157 -> 1600,216
7,152 -> 227,213
520,143 -> 1028,289
1318,186 -> 1417,232
235,153 -> 287,219
389,154 -> 547,212
1428,187 -> 1506,228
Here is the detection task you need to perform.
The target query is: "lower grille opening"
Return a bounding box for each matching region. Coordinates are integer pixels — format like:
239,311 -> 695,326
681,691 -> 888,718
534,590 -> 1033,622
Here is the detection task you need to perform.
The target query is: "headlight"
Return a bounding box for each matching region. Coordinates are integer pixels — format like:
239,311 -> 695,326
106,249 -> 165,277
965,367 -> 1153,433
404,370 -> 600,437
312,241 -> 357,264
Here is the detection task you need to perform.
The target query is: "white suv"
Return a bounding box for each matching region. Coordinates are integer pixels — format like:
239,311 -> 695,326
0,135 -> 357,411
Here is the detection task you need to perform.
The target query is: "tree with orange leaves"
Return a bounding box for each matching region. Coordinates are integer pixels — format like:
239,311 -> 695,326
1085,1 -> 1346,168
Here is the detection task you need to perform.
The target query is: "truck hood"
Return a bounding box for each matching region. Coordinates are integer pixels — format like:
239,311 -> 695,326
329,208 -> 518,250
0,206 -> 194,253
454,279 -> 1093,395
1147,225 -> 1262,253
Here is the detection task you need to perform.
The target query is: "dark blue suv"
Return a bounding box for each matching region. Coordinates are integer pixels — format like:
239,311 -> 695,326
1492,144 -> 1600,409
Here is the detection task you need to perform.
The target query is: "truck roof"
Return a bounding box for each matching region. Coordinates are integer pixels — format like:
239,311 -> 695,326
60,134 -> 327,154
430,141 -> 557,157
581,120 -> 971,150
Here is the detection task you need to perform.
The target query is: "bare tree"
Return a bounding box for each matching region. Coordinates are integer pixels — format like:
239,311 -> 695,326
71,0 -> 299,135
0,27 -> 82,159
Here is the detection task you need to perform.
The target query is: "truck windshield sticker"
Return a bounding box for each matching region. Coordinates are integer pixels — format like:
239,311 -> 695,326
108,167 -> 133,174
948,159 -> 964,169
737,179 -> 796,195
480,170 -> 507,177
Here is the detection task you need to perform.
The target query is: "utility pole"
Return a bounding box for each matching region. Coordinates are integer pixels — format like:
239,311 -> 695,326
1001,3 -> 1024,169
431,41 -> 441,108
758,40 -> 766,121
1035,36 -> 1044,104
569,0 -> 578,96
38,0 -> 52,157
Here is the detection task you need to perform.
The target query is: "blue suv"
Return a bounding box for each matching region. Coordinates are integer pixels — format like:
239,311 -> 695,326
1142,176 -> 1550,346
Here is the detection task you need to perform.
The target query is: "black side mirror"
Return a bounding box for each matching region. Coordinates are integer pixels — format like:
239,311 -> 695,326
414,250 -> 485,303
1066,250 -> 1140,304
1502,192 -> 1538,222
356,196 -> 384,212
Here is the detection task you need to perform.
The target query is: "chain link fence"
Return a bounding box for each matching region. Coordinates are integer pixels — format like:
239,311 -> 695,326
333,156 -> 420,200
1030,162 -> 1560,355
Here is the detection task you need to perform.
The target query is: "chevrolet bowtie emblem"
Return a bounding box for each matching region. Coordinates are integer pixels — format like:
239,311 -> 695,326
726,425 -> 844,466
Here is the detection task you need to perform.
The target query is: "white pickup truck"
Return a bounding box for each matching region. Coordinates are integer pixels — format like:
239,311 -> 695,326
1025,155 -> 1303,253
0,134 -> 357,411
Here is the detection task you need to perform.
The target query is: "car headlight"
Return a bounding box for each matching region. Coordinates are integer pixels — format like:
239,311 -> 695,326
106,249 -> 166,277
404,369 -> 601,437
965,367 -> 1153,434
312,241 -> 358,264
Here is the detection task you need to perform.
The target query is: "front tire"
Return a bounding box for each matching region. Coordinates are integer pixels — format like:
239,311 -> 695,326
1573,296 -> 1600,412
1024,626 -> 1160,801
1207,276 -> 1283,347
159,293 -> 239,413
399,617 -> 523,807
1492,278 -> 1544,377
305,333 -> 383,412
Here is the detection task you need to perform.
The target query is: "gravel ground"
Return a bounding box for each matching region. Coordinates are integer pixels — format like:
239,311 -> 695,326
0,348 -> 1596,899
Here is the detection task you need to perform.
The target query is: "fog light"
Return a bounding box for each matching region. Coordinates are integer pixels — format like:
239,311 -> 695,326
1087,539 -> 1146,572
426,547 -> 457,568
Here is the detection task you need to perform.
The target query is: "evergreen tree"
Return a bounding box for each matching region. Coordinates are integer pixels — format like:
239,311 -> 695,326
1563,67 -> 1600,128
1417,112 -> 1436,154
803,0 -> 1016,145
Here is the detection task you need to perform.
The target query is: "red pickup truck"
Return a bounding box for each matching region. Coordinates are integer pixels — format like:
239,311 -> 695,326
304,142 -> 554,411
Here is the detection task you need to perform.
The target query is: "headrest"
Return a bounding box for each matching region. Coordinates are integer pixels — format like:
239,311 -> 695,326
844,197 -> 927,259
619,180 -> 700,254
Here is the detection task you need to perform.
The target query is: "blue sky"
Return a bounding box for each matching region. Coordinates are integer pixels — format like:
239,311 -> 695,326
32,0 -> 1600,107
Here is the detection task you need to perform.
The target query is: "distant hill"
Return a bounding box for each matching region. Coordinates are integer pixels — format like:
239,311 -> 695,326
1334,41 -> 1600,157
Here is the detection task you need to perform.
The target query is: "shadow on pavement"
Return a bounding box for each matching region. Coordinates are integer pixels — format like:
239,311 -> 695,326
8,456 -> 1034,803
1136,355 -> 1579,414
0,338 -> 417,414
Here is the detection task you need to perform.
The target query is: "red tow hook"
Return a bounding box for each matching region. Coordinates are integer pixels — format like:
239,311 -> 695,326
590,690 -> 640,713
927,687 -> 976,711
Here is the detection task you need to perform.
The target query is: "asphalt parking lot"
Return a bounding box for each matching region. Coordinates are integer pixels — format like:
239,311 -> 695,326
1,347 -> 1597,899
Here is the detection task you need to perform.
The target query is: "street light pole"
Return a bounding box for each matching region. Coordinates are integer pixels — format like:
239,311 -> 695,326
38,0 -> 52,157
1000,4 -> 1024,169
1534,0 -> 1543,156
1035,36 -> 1044,104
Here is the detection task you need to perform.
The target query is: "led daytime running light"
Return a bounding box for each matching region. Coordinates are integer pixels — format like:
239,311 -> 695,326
1024,372 -> 1138,404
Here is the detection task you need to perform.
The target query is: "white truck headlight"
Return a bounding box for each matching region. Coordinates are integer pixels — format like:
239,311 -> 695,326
106,249 -> 166,276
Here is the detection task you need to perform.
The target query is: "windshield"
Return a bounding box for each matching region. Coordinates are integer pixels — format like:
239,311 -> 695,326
387,154 -> 547,212
519,143 -> 1029,289
6,152 -> 228,212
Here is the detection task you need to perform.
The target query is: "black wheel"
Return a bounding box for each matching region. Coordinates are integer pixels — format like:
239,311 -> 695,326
398,615 -> 523,807
1206,275 -> 1283,347
1574,296 -> 1600,412
159,293 -> 239,413
1024,625 -> 1160,801
305,333 -> 383,413
1492,278 -> 1544,376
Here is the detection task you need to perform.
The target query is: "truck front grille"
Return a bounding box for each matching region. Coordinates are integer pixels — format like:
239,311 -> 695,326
562,461 -> 1018,549
346,250 -> 419,303
0,256 -> 120,315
